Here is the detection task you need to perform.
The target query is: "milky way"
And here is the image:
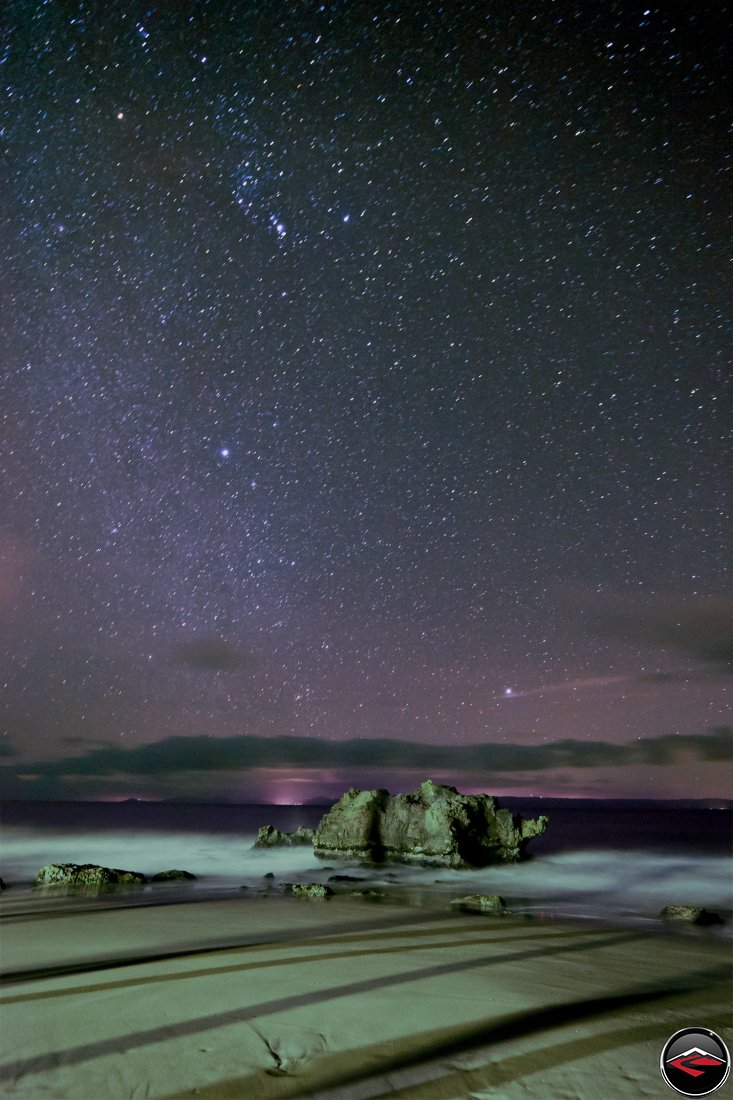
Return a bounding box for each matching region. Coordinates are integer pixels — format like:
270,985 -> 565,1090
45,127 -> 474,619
1,0 -> 730,800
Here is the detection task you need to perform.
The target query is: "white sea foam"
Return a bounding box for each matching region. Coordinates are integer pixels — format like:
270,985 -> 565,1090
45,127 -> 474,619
0,826 -> 322,885
1,826 -> 730,926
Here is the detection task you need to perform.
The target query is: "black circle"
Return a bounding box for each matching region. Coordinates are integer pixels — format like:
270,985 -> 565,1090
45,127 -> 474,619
660,1027 -> 731,1096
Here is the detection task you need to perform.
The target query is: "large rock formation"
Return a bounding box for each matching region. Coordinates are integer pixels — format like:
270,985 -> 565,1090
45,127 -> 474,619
312,780 -> 548,867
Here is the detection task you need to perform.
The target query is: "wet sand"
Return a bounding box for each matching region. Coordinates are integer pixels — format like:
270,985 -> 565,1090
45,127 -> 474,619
1,891 -> 730,1099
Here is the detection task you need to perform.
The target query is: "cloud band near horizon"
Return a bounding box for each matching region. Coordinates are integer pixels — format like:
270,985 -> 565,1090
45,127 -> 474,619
1,728 -> 730,795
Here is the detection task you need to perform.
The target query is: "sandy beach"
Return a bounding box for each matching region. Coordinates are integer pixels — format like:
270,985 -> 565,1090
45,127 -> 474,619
1,889 -> 730,1100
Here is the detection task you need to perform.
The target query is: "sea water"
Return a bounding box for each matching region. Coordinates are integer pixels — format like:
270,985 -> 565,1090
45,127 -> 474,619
1,799 -> 731,930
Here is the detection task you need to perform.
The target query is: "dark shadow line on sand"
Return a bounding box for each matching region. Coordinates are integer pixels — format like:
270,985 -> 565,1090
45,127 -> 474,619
370,985 -> 732,1100
0,907 -> 610,989
0,890 -> 244,922
161,972 -> 731,1099
0,908 -> 457,986
0,929 -> 654,1082
1,924 -> 602,1005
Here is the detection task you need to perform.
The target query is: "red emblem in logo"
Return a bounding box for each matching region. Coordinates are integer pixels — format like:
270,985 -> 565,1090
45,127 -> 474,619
668,1049 -> 726,1078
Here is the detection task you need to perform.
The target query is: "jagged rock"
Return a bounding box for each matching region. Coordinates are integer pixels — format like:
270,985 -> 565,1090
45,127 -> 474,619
253,825 -> 315,848
34,863 -> 146,887
660,904 -> 724,926
151,869 -> 197,881
314,787 -> 389,860
451,894 -> 507,913
312,780 -> 548,868
282,882 -> 334,898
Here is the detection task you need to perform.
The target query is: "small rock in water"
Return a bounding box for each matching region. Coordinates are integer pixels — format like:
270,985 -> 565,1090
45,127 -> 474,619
253,825 -> 314,848
659,904 -> 724,926
34,863 -> 146,888
451,894 -> 507,913
281,882 -> 334,898
151,869 -> 197,881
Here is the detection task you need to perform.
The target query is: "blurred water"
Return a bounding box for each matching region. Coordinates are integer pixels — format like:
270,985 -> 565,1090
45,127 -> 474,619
1,800 -> 730,927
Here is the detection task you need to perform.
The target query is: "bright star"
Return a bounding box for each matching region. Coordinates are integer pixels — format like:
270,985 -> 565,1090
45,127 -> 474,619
220,448 -> 230,458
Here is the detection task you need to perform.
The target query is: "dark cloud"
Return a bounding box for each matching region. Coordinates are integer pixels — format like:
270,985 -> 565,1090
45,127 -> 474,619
0,740 -> 17,758
171,637 -> 257,672
61,736 -> 115,748
587,594 -> 733,674
639,727 -> 732,765
1,728 -> 730,800
0,535 -> 33,615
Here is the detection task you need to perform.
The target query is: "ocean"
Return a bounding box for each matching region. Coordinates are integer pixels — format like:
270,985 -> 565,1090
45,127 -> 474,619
1,798 -> 731,931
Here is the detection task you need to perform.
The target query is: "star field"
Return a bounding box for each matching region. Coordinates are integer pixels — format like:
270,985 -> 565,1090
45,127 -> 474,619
1,0 -> 730,800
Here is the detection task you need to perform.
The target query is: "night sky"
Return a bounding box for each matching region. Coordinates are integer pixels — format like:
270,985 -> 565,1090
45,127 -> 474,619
1,0 -> 730,803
